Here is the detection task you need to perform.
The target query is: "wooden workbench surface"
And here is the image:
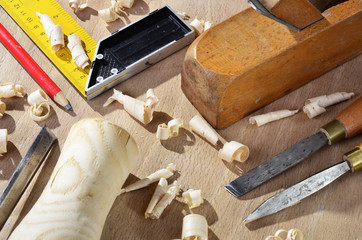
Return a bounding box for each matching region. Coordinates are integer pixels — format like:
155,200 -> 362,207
0,0 -> 361,239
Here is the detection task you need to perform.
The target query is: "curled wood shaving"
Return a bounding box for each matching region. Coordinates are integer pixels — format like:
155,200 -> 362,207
249,109 -> 298,126
67,34 -> 90,69
182,214 -> 208,240
157,123 -> 170,140
36,12 -> 64,51
27,89 -> 47,106
189,115 -> 219,146
145,177 -> 168,218
69,0 -> 88,12
275,229 -> 288,240
218,141 -> 249,163
303,92 -> 354,118
0,129 -> 8,154
287,229 -> 304,240
190,18 -> 204,36
119,163 -> 176,194
190,18 -> 213,36
156,118 -> 183,140
29,102 -> 51,122
99,0 -> 122,23
27,89 -> 51,122
0,83 -> 25,98
266,228 -> 304,240
0,100 -> 6,119
182,189 -> 204,209
119,0 -> 134,8
103,89 -> 159,124
146,180 -> 180,219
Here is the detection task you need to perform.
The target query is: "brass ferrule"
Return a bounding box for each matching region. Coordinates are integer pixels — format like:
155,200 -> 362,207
320,120 -> 346,145
344,147 -> 362,173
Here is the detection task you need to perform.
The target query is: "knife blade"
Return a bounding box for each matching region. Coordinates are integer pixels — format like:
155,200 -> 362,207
225,97 -> 362,198
0,126 -> 57,229
244,142 -> 362,222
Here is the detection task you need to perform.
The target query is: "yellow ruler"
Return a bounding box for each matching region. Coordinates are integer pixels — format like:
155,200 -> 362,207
0,0 -> 97,97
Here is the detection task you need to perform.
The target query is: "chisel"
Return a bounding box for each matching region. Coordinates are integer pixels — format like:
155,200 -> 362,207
225,97 -> 362,198
244,142 -> 362,222
0,126 -> 57,228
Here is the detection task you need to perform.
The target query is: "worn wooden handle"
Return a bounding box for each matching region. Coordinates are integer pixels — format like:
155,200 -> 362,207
336,97 -> 362,138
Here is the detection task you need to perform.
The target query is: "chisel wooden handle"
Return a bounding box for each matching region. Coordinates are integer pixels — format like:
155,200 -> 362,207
336,97 -> 362,138
321,97 -> 362,144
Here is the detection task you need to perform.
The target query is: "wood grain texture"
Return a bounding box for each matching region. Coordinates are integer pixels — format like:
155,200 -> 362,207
270,0 -> 323,29
181,0 -> 362,129
0,0 -> 361,239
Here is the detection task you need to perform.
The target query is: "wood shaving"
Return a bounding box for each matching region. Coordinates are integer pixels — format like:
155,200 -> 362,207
0,83 -> 25,98
189,115 -> 219,146
0,100 -> 6,119
99,0 -> 122,23
156,118 -> 183,140
182,189 -> 204,209
275,229 -> 288,240
287,229 -> 304,240
265,228 -> 304,240
303,92 -> 354,118
145,177 -> 168,218
67,34 -> 90,69
182,214 -> 208,240
119,0 -> 134,8
146,180 -> 180,219
69,0 -> 88,12
103,89 -> 159,124
190,18 -> 213,36
27,89 -> 51,122
0,129 -> 8,154
119,163 -> 176,194
249,109 -> 298,126
218,141 -> 249,163
36,12 -> 65,51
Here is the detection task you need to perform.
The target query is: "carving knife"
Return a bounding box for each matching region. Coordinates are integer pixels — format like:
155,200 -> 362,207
0,126 -> 57,229
225,97 -> 362,198
244,142 -> 362,222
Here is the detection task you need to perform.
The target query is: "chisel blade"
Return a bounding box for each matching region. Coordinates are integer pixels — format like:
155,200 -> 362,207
0,126 -> 57,229
244,161 -> 350,222
225,131 -> 329,197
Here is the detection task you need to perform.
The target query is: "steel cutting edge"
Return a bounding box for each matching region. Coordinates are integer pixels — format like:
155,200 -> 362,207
243,161 -> 350,222
225,131 -> 329,198
0,126 -> 57,228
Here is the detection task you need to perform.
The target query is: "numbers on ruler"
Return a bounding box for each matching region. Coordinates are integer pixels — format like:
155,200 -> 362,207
26,17 -> 33,23
4,0 -> 94,94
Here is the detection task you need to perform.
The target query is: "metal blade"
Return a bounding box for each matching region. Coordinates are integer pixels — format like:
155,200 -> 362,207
0,126 -> 57,229
244,161 -> 350,222
225,131 -> 328,197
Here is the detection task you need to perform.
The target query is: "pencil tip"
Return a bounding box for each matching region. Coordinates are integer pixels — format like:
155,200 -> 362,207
65,104 -> 73,111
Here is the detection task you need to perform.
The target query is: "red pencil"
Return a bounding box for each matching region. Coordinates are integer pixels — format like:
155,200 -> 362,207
0,23 -> 72,111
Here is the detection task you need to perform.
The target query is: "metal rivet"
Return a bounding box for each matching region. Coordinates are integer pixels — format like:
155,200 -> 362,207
96,54 -> 104,60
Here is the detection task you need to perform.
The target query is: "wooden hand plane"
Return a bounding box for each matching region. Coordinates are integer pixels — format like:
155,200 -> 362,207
181,0 -> 361,129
